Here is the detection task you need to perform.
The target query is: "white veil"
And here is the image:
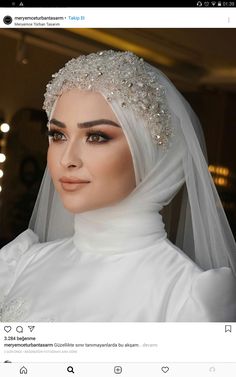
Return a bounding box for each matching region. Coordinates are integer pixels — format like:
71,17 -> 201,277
29,52 -> 236,276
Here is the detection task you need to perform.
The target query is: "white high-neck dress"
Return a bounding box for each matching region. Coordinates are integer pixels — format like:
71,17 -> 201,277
0,209 -> 236,322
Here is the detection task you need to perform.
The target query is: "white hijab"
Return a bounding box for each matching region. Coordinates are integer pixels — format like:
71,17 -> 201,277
29,60 -> 236,275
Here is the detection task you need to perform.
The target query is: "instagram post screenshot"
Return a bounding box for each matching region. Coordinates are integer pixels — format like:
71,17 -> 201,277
0,2 -> 236,376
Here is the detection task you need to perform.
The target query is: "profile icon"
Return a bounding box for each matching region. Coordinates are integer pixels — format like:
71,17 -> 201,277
3,15 -> 13,25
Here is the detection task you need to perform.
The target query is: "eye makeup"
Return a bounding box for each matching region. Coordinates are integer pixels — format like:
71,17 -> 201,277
47,127 -> 112,144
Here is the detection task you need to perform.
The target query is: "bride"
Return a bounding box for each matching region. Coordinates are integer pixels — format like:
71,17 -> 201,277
0,50 -> 235,322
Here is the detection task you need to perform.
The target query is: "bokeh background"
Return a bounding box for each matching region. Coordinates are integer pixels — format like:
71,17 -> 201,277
0,28 -> 235,246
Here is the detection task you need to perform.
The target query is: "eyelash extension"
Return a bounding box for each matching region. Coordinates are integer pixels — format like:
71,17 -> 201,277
46,128 -> 111,144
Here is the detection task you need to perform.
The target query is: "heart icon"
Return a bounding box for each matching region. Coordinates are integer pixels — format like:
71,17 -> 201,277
161,366 -> 169,373
4,326 -> 12,333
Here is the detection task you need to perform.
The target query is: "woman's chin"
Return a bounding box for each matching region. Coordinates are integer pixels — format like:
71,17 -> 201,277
62,201 -> 112,214
62,200 -> 97,214
63,203 -> 88,214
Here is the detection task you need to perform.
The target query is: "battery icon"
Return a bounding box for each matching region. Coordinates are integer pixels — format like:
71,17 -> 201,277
218,1 -> 222,5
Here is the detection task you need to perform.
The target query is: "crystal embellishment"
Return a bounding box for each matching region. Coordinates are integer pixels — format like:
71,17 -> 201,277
43,50 -> 172,146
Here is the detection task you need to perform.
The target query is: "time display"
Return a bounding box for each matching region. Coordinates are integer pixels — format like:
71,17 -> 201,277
222,2 -> 235,5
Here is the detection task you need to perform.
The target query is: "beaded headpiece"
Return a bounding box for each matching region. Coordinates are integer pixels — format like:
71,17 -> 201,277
43,50 -> 172,146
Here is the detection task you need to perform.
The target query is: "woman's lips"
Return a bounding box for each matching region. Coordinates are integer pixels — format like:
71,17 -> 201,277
60,182 -> 89,191
59,178 -> 90,192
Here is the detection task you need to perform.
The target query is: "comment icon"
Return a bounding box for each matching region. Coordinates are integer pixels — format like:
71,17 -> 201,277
16,326 -> 23,333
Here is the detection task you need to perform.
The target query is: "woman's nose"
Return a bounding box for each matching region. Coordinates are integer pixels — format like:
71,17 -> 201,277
60,142 -> 83,169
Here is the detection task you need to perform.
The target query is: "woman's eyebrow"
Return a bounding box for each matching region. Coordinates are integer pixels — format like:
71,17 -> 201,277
49,118 -> 121,128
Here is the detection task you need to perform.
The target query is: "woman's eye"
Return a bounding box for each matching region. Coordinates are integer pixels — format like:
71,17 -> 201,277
47,129 -> 110,144
86,132 -> 110,144
47,130 -> 66,142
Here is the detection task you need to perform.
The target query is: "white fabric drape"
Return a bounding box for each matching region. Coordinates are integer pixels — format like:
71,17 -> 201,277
29,61 -> 236,274
29,64 -> 236,275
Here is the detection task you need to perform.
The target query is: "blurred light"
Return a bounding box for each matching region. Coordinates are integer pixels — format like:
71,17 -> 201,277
209,165 -> 231,187
209,165 -> 214,173
0,123 -> 10,133
0,153 -> 6,163
1,139 -> 6,147
0,185 -> 2,193
0,169 -> 3,178
213,177 -> 228,187
209,165 -> 230,177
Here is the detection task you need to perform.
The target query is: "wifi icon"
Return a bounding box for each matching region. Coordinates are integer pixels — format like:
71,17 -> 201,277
212,1 -> 216,5
28,326 -> 35,332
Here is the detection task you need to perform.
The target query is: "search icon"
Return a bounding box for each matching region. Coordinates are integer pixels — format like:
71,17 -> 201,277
67,366 -> 74,373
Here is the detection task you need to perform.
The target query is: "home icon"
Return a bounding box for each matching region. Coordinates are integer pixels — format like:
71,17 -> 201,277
20,366 -> 28,374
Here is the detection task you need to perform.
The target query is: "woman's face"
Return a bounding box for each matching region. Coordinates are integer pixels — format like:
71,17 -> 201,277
47,89 -> 136,214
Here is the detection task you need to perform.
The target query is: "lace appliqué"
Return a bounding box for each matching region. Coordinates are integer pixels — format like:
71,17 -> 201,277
0,297 -> 57,322
0,297 -> 29,322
